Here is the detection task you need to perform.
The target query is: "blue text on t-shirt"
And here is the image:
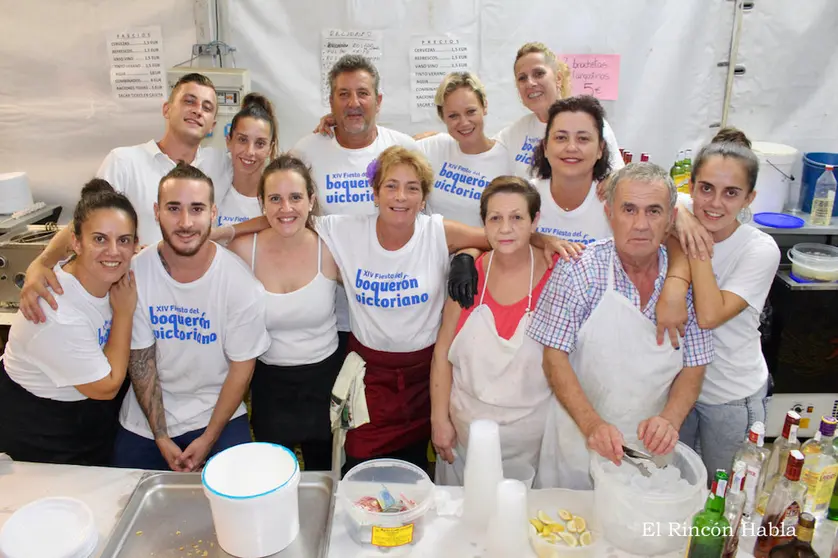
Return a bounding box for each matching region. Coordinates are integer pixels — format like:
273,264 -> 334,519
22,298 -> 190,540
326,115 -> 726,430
354,269 -> 430,308
324,172 -> 375,206
516,135 -> 542,167
148,305 -> 218,345
434,161 -> 490,201
536,226 -> 599,245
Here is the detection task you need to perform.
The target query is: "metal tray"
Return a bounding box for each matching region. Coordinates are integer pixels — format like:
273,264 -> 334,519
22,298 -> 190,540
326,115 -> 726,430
100,471 -> 334,558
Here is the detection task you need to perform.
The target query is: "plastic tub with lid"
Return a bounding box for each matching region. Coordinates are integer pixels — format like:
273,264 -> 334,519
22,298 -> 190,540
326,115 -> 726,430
788,243 -> 838,282
339,458 -> 435,555
590,440 -> 707,555
750,142 -> 799,214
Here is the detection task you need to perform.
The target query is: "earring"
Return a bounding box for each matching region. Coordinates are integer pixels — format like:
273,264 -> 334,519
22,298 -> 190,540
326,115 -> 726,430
374,202 -> 379,208
738,206 -> 753,223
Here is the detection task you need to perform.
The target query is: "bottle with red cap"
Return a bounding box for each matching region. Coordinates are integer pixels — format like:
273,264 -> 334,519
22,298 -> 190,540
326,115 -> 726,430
640,153 -> 650,162
754,449 -> 808,557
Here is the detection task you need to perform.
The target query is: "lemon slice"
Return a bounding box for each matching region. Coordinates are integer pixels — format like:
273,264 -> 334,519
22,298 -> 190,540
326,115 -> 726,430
579,531 -> 593,546
537,510 -> 556,525
547,523 -> 565,533
560,532 -> 579,547
530,518 -> 545,533
572,516 -> 587,533
558,509 -> 573,521
567,520 -> 579,533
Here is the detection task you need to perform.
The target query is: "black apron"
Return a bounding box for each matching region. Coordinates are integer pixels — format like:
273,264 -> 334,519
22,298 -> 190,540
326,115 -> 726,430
250,348 -> 344,445
0,359 -> 124,466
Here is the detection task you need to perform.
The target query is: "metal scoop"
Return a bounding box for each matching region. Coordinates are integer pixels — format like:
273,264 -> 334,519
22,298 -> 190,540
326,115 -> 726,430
623,445 -> 672,470
622,455 -> 652,477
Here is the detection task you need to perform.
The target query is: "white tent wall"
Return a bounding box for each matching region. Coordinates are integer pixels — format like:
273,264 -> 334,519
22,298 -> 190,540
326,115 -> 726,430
0,0 -> 836,220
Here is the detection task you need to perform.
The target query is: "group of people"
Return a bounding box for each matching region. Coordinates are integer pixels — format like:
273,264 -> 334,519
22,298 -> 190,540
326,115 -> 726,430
0,42 -> 780,489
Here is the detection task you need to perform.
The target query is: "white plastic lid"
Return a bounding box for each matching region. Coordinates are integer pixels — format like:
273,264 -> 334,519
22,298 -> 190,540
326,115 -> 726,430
203,442 -> 299,499
0,497 -> 97,558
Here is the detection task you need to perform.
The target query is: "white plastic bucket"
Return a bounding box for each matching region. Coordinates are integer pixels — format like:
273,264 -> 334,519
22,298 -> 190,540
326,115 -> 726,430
751,142 -> 799,214
590,441 -> 707,555
202,442 -> 301,558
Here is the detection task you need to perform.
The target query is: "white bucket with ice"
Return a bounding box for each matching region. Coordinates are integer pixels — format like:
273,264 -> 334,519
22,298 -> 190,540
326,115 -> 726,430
590,441 -> 707,555
202,442 -> 301,558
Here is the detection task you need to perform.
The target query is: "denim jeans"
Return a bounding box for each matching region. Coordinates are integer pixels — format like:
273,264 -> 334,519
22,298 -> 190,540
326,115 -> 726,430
680,381 -> 769,486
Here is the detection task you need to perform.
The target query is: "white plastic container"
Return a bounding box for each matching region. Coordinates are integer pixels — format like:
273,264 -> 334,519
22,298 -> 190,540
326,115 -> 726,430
340,459 -> 434,556
788,243 -> 838,282
0,497 -> 98,558
202,442 -> 300,558
751,142 -> 799,214
590,441 -> 707,555
527,488 -> 604,558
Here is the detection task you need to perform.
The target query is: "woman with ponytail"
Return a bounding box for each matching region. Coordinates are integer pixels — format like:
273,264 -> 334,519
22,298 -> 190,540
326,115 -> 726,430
217,93 -> 279,227
0,179 -> 138,465
660,127 -> 780,478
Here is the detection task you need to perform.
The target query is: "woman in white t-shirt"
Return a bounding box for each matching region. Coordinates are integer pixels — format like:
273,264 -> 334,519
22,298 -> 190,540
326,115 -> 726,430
315,146 -> 581,473
417,72 -> 510,226
496,42 -> 623,179
227,154 -> 342,471
663,128 -> 780,478
529,96 -> 614,245
216,93 -> 278,227
0,179 -> 138,465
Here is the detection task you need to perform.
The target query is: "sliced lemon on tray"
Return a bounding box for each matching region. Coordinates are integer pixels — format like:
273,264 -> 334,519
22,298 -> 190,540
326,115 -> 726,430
530,518 -> 545,533
560,532 -> 579,547
579,531 -> 593,546
558,508 -> 573,521
537,510 -> 556,525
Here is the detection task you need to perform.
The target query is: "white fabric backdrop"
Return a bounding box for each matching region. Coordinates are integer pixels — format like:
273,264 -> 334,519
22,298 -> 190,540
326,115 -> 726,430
1,0 -> 836,219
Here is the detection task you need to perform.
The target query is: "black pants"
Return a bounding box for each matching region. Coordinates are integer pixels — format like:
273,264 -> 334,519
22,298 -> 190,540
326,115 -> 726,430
342,438 -> 430,477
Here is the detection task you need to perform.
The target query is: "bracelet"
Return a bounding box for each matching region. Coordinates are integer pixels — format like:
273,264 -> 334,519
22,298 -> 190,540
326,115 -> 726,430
665,275 -> 690,286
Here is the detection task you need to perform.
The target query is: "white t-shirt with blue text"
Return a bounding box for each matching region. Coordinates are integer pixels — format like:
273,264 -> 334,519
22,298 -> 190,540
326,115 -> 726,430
315,213 -> 450,352
532,178 -> 612,245
495,113 -> 624,180
120,243 -> 271,439
291,126 -> 418,331
3,265 -> 113,402
417,134 -> 511,227
216,186 -> 262,227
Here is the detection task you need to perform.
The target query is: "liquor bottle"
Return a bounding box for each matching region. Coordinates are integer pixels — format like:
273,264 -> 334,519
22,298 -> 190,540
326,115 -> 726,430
768,512 -> 820,557
757,411 -> 802,515
686,469 -> 730,558
625,151 -> 634,163
732,421 -> 771,519
801,416 -> 838,517
754,450 -> 808,558
671,150 -> 684,179
640,152 -> 650,162
678,148 -> 693,193
722,462 -> 747,558
810,165 -> 836,227
828,473 -> 838,520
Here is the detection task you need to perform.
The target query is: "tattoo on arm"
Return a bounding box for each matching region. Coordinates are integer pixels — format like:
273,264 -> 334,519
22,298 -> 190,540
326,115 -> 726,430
128,345 -> 167,438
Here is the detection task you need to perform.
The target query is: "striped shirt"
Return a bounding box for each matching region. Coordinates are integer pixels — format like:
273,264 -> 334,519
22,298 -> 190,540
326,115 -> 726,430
527,239 -> 714,368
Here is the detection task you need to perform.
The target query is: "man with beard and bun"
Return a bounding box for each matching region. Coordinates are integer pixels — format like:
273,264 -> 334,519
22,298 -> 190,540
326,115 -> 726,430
112,163 -> 270,471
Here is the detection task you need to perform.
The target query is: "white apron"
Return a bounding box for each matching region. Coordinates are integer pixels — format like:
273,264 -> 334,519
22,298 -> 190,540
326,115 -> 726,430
436,248 -> 552,486
534,250 -> 684,490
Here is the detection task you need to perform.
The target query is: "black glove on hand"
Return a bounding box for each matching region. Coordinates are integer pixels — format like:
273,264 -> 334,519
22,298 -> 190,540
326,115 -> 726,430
448,253 -> 478,309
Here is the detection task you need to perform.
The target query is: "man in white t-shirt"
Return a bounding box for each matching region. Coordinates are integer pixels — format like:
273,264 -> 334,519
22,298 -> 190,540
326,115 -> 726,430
112,163 -> 270,471
19,73 -> 230,323
291,54 -> 417,335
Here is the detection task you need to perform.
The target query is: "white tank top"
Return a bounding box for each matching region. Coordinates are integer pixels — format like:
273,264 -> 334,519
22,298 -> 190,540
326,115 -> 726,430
253,235 -> 339,366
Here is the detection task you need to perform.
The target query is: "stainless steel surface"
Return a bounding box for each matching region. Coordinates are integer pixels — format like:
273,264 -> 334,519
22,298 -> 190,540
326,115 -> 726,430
774,268 -> 838,291
0,226 -> 59,309
755,215 -> 838,235
100,471 -> 334,558
622,456 -> 652,477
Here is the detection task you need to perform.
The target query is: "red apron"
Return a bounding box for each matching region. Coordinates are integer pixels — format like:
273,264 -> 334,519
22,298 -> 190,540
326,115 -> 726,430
345,334 -> 434,459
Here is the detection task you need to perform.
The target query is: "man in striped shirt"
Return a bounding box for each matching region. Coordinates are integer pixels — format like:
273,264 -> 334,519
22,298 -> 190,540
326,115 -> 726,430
529,162 -> 713,489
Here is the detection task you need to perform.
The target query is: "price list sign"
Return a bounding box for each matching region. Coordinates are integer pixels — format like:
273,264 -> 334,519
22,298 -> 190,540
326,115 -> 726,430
107,26 -> 165,101
320,29 -> 383,107
409,36 -> 472,122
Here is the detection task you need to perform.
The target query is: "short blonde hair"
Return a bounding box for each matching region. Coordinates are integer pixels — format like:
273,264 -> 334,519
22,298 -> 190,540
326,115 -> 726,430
372,146 -> 434,199
434,72 -> 487,119
515,42 -> 572,99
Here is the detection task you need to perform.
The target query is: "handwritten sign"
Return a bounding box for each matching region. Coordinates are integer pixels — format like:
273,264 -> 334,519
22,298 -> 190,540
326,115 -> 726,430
409,35 -> 473,122
320,29 -> 383,107
560,54 -> 620,101
106,26 -> 165,101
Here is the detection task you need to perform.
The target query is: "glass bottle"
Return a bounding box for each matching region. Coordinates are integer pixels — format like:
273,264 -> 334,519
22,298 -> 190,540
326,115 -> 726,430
801,416 -> 838,517
732,420 -> 771,519
754,450 -> 808,558
687,469 -> 730,558
722,462 -> 747,558
757,411 -> 802,516
768,512 -> 820,557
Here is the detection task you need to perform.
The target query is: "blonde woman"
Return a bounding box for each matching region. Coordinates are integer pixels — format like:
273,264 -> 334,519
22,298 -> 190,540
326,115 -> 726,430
416,72 -> 511,226
497,42 -> 623,178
